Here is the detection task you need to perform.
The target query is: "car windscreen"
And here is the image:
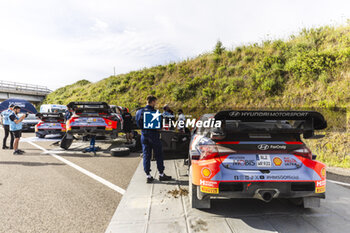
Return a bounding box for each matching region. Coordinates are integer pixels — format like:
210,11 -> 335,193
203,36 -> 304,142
51,108 -> 66,113
42,117 -> 63,123
25,114 -> 38,120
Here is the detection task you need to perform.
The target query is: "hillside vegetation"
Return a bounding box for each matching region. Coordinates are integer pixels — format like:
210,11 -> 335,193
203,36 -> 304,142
44,24 -> 350,167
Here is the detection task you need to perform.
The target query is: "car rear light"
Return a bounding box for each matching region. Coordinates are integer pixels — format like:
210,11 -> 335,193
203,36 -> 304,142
197,145 -> 219,160
35,122 -> 41,132
292,147 -> 312,159
197,145 -> 236,160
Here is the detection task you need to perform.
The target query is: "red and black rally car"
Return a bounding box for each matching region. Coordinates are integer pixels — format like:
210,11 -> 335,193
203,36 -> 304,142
65,102 -> 121,139
35,113 -> 66,138
189,110 -> 327,209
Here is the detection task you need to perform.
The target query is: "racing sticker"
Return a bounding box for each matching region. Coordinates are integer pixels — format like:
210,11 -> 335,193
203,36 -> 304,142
232,156 -> 256,166
256,154 -> 271,167
315,186 -> 326,193
273,157 -> 283,166
315,180 -> 326,193
199,179 -> 218,187
200,186 -> 219,194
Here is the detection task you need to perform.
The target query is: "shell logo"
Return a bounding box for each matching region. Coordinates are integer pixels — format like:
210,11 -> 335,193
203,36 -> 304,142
273,157 -> 283,166
201,168 -> 211,178
108,121 -> 112,125
321,167 -> 326,177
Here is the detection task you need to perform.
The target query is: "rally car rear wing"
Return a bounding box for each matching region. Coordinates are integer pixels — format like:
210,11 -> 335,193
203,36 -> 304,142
36,113 -> 65,122
214,110 -> 327,139
67,102 -> 111,115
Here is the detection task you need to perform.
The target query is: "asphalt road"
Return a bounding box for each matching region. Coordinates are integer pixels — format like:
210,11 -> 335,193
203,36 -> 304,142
0,130 -> 141,233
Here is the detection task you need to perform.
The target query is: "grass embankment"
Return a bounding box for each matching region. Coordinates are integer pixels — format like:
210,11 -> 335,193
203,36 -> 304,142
44,24 -> 350,168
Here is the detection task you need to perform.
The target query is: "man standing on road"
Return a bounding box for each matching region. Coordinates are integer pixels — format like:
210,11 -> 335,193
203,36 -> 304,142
162,104 -> 175,130
9,106 -> 27,155
135,95 -> 172,183
1,104 -> 15,149
122,107 -> 133,144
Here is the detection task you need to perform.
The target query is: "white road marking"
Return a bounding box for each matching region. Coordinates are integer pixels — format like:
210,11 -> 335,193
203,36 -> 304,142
27,141 -> 126,195
327,179 -> 350,187
22,137 -> 61,142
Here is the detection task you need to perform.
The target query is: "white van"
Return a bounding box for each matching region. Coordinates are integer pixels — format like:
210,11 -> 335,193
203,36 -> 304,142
40,104 -> 67,113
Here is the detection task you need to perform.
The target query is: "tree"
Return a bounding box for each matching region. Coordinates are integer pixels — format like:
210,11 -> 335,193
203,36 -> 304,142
214,40 -> 225,55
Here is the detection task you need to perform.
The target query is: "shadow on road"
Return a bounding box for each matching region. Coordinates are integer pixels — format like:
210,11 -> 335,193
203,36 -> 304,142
0,161 -> 65,166
199,198 -> 313,218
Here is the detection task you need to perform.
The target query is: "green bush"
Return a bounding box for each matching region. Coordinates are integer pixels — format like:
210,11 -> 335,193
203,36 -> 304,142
217,65 -> 226,73
214,40 -> 225,55
173,86 -> 196,101
202,87 -> 216,99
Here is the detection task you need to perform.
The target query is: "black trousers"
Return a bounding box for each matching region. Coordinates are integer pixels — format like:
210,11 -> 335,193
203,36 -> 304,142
3,125 -> 14,148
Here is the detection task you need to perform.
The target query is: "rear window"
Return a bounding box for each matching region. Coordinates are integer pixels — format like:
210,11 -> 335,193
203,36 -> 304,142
42,117 -> 63,123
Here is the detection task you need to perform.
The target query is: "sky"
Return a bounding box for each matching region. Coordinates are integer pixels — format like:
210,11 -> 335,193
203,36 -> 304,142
0,0 -> 349,90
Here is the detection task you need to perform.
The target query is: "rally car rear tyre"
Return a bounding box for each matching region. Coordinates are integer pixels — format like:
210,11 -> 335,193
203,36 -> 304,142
111,147 -> 130,157
36,134 -> 45,138
189,165 -> 211,209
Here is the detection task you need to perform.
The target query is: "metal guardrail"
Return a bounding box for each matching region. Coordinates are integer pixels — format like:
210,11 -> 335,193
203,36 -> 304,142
0,80 -> 51,95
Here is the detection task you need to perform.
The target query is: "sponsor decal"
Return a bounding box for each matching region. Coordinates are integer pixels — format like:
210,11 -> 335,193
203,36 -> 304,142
316,186 -> 326,193
232,159 -> 255,166
200,186 -> 219,194
315,179 -> 326,193
257,144 -> 269,150
258,144 -> 287,150
200,179 -> 218,187
265,175 -> 299,180
273,157 -> 283,166
201,168 -> 211,178
229,111 -> 241,117
284,157 -> 299,166
316,180 -> 326,187
270,145 -> 286,150
231,111 -> 309,118
321,167 -> 326,177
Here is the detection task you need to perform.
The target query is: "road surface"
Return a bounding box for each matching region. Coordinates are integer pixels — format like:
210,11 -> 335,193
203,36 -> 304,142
0,130 -> 140,233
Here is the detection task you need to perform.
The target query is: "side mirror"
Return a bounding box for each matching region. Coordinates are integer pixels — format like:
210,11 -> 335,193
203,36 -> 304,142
312,154 -> 317,160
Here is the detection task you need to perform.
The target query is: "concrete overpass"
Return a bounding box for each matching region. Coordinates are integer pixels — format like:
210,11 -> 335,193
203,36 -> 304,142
0,80 -> 51,103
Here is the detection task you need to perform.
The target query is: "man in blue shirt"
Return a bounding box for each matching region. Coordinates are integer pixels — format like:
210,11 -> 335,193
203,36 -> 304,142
135,95 -> 172,183
1,104 -> 15,149
9,106 -> 27,155
64,107 -> 73,122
